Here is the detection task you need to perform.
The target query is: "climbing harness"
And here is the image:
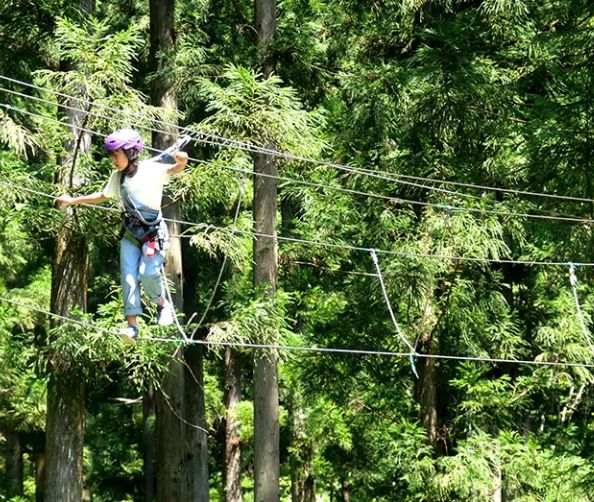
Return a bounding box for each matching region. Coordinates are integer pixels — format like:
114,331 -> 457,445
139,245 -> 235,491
118,174 -> 166,257
117,135 -> 191,256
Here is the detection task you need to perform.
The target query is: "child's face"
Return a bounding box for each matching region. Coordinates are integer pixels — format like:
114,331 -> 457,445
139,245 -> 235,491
110,149 -> 128,170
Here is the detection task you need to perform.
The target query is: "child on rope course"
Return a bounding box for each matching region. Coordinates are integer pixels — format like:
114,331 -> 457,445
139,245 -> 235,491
56,128 -> 188,342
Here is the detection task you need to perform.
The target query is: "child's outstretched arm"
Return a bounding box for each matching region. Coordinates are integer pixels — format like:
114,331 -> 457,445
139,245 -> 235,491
56,191 -> 108,207
166,151 -> 189,176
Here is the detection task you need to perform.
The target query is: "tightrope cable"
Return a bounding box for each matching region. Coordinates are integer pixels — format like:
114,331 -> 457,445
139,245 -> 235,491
3,295 -> 594,369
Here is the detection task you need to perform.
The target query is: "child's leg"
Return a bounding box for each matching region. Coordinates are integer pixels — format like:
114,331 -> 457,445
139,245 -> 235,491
138,250 -> 166,305
120,238 -> 143,322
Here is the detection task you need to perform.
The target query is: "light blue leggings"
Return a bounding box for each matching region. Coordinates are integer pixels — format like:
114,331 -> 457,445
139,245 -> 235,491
120,236 -> 166,316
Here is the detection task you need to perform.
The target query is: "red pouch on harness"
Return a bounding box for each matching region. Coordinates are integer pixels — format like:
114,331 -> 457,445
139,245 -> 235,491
145,241 -> 157,257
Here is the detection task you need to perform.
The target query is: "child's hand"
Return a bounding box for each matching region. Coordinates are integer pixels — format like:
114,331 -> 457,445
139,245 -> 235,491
174,151 -> 188,165
166,151 -> 189,175
55,194 -> 74,207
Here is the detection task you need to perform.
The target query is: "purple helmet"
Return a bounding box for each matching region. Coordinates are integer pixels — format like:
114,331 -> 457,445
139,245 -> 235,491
104,128 -> 144,153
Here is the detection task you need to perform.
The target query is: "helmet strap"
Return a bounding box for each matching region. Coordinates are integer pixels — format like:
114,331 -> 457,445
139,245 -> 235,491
122,149 -> 139,177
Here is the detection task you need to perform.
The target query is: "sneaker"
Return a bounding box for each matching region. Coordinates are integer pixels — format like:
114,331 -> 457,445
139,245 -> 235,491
157,302 -> 174,327
119,325 -> 139,344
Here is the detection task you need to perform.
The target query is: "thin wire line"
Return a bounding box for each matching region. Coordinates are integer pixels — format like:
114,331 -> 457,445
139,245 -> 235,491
3,179 -> 594,267
4,101 -> 594,227
569,265 -> 594,356
370,249 -> 416,354
353,165 -> 594,204
0,83 -> 482,203
195,179 -> 246,329
0,100 -> 478,211
285,261 -> 379,278
3,295 -> 594,369
1,73 -> 593,205
160,389 -> 209,434
370,249 -> 419,378
2,296 -> 121,335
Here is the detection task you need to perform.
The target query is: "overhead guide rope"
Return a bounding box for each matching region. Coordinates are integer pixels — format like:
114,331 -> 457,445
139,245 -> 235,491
4,179 -> 594,268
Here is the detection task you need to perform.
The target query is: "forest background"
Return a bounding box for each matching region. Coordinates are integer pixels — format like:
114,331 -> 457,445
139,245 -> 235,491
2,0 -> 594,501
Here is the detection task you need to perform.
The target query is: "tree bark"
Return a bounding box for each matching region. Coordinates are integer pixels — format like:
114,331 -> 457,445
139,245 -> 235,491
255,0 -> 277,77
224,347 -> 242,502
44,372 -> 86,502
35,452 -> 45,502
143,386 -> 156,502
5,431 -> 23,497
417,355 -> 438,446
253,147 -> 279,502
155,359 -> 186,502
253,1 -> 279,499
45,29 -> 93,497
184,344 -> 210,501
45,233 -> 88,501
149,0 -> 198,499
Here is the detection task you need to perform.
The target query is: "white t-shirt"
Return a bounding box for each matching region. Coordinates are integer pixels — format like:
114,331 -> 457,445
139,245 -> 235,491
102,159 -> 169,212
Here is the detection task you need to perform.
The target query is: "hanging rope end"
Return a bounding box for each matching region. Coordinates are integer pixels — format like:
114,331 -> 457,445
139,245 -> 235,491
409,353 -> 419,379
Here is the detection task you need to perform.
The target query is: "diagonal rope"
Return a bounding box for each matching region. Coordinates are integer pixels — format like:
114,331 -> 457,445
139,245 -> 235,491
161,266 -> 190,343
194,178 -> 246,332
370,249 -> 419,377
1,76 -> 593,206
569,264 -> 594,356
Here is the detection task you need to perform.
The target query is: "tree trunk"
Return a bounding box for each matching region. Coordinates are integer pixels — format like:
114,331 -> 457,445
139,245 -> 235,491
253,350 -> 280,502
255,0 -> 277,77
253,146 -> 280,502
149,0 -> 197,499
184,344 -> 210,501
224,347 -> 242,502
45,28 -> 93,497
5,431 -> 23,497
45,372 -> 86,502
417,354 -> 438,446
143,386 -> 156,502
253,0 -> 279,499
155,358 -> 186,502
341,478 -> 350,502
415,301 -> 440,448
35,452 -> 45,502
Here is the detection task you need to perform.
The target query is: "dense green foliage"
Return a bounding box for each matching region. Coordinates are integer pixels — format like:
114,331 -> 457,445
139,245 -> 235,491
3,0 -> 594,500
